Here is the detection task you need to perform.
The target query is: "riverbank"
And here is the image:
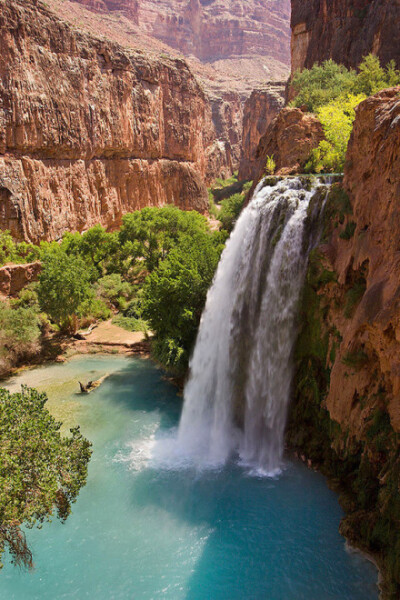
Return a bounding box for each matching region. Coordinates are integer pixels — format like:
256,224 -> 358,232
0,319 -> 151,383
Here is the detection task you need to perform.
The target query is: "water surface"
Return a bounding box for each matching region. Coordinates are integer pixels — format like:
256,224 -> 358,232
1,355 -> 378,599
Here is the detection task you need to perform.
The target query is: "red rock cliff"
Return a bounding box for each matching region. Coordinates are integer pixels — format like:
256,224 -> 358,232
0,0 -> 211,242
291,0 -> 400,75
238,85 -> 286,181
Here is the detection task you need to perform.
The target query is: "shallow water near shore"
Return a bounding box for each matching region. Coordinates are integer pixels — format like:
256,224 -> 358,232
1,355 -> 378,599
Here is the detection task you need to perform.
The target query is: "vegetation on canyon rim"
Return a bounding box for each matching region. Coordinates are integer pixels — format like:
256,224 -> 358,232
291,54 -> 400,173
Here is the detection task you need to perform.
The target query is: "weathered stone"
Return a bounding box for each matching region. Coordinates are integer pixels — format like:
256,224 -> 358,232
291,0 -> 400,75
238,86 -> 286,181
0,0 -> 211,242
0,262 -> 41,297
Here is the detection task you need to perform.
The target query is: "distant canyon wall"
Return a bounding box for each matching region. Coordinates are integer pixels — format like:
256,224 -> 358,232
73,0 -> 291,66
0,0 -> 216,242
291,0 -> 400,74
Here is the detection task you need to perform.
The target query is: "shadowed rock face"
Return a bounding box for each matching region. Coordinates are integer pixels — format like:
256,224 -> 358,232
291,0 -> 400,75
326,87 -> 400,433
238,86 -> 286,182
0,0 -> 213,242
250,107 -> 324,183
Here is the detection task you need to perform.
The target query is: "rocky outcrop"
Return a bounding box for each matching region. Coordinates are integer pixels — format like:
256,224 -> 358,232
238,85 -> 285,181
287,88 -> 400,598
0,0 -> 212,242
251,107 -> 324,182
0,262 -> 41,297
291,0 -> 400,75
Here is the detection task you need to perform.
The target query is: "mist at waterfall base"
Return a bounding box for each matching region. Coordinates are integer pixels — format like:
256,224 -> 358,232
1,356 -> 378,599
176,177 -> 322,474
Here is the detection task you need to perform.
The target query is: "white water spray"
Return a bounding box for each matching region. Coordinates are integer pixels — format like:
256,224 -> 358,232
177,177 -> 327,474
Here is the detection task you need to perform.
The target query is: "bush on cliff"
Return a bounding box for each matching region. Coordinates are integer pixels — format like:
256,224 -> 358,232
0,386 -> 91,569
305,94 -> 366,172
291,54 -> 400,113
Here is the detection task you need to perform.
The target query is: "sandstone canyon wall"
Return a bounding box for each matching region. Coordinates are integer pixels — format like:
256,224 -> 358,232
238,85 -> 285,182
287,89 -> 400,598
291,0 -> 400,75
0,0 -> 213,242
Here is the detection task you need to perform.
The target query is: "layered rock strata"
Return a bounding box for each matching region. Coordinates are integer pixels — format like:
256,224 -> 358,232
288,88 -> 400,598
238,85 -> 286,181
291,0 -> 400,75
0,0 -> 211,242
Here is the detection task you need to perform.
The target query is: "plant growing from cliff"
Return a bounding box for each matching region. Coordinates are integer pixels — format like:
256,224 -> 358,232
38,252 -> 95,333
0,386 -> 91,569
264,155 -> 276,176
306,94 -> 366,173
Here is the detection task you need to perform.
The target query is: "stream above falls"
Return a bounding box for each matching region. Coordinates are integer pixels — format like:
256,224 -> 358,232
0,355 -> 378,599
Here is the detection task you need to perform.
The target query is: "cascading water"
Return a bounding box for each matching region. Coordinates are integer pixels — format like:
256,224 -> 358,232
177,177 -> 328,474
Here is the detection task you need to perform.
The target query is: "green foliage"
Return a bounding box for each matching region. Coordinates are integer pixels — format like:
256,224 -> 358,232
341,349 -> 369,370
112,314 -> 148,333
344,279 -> 366,318
38,252 -> 95,333
218,193 -> 246,232
264,155 -> 276,176
306,94 -> 366,173
291,59 -> 357,112
339,221 -> 357,240
142,231 -> 225,374
61,225 -> 119,277
0,303 -> 41,367
95,274 -> 134,309
355,55 -> 400,96
291,55 -> 400,114
0,386 -> 91,569
119,206 -> 209,273
0,231 -> 40,268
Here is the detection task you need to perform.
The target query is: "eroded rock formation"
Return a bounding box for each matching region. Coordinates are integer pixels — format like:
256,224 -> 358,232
251,107 -> 324,182
288,88 -> 400,598
0,0 -> 212,242
0,262 -> 41,297
291,0 -> 400,75
238,85 -> 285,182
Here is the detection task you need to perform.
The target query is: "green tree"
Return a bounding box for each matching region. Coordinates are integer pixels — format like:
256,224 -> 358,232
0,304 -> 41,367
38,252 -> 94,332
306,94 -> 366,173
219,193 -> 247,232
291,60 -> 357,112
0,386 -> 91,569
61,226 -> 119,277
119,206 -> 209,273
142,231 -> 226,374
354,54 -> 400,95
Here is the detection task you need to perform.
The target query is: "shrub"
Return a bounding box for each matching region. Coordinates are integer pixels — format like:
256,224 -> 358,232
0,303 -> 41,364
219,193 -> 246,232
264,155 -> 276,176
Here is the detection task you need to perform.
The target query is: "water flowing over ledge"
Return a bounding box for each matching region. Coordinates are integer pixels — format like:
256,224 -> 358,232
176,176 -> 331,475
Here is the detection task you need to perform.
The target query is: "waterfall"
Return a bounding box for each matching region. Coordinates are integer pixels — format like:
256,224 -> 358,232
177,177 -> 328,474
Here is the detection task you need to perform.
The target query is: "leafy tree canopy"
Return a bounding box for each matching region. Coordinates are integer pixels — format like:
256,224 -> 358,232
119,206 -> 209,273
0,386 -> 91,569
142,230 -> 227,374
38,252 -> 95,332
291,54 -> 400,113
